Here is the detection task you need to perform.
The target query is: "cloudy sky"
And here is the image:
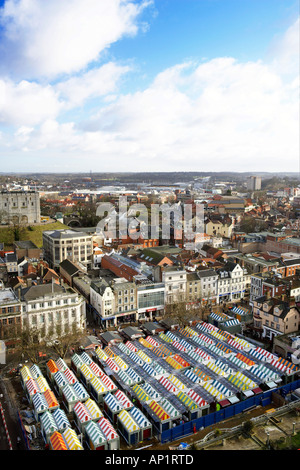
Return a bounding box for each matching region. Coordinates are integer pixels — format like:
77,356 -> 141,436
0,0 -> 299,173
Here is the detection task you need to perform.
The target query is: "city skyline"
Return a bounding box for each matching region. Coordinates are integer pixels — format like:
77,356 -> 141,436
0,0 -> 299,173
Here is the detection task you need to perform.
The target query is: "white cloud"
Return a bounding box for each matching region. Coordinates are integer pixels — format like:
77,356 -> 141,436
56,62 -> 131,108
0,0 -> 151,79
0,78 -> 62,126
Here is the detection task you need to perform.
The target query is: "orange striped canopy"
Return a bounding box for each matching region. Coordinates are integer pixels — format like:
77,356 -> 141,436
173,354 -> 190,368
103,347 -> 117,358
47,359 -> 59,375
44,389 -> 59,409
50,431 -> 67,450
236,353 -> 255,367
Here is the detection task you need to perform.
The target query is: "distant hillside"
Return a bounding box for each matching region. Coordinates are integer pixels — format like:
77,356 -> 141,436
0,221 -> 69,249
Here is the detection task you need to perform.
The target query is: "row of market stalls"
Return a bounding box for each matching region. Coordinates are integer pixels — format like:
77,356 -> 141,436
88,321 -> 299,436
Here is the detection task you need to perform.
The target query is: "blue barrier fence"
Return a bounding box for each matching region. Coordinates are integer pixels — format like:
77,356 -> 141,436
160,378 -> 300,444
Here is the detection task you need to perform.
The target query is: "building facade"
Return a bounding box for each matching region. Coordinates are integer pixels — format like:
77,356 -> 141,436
43,229 -> 93,269
0,190 -> 40,225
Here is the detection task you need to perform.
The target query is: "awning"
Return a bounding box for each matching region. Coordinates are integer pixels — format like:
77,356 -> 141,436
118,409 -> 139,432
63,428 -> 83,450
149,400 -> 170,421
50,431 -> 68,450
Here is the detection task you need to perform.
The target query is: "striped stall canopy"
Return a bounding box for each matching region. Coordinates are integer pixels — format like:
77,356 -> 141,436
159,333 -> 173,343
114,355 -> 129,370
80,352 -> 92,365
151,346 -> 168,358
20,365 -> 33,384
104,393 -> 123,412
235,371 -> 257,389
98,371 -> 116,391
26,378 -> 40,396
114,389 -> 133,409
105,357 -> 120,373
129,407 -> 151,428
63,428 -> 83,450
196,333 -> 215,345
236,353 -> 256,367
95,347 -> 108,362
209,329 -> 229,341
173,354 -> 190,368
125,341 -> 138,352
229,353 -> 251,369
172,341 -> 188,352
142,382 -> 161,400
63,367 -> 77,385
192,368 -> 212,383
227,373 -> 249,390
62,384 -> 79,403
73,401 -> 92,423
90,375 -> 107,394
118,409 -> 139,432
85,420 -> 107,446
231,337 -> 254,351
126,367 -> 142,383
187,389 -> 208,408
40,410 -> 58,435
149,400 -> 170,422
159,376 -> 177,393
36,376 -> 50,393
209,312 -> 230,322
152,362 -> 167,375
184,368 -> 201,383
43,389 -> 59,410
71,354 -> 83,370
178,327 -> 193,338
73,381 -> 90,400
165,356 -> 183,370
176,391 -> 198,410
129,351 -> 145,366
49,431 -> 68,451
223,319 -> 241,327
52,408 -> 71,431
215,342 -> 233,355
273,357 -> 299,373
104,347 -> 117,358
198,321 -> 219,332
47,359 -> 59,376
132,384 -> 151,402
145,336 -> 160,347
227,338 -> 246,350
80,363 -> 94,381
213,359 -> 234,375
168,374 -> 186,390
159,398 -> 181,418
136,350 -> 152,363
118,369 -> 134,386
179,339 -> 195,351
211,380 -> 234,397
248,347 -> 275,363
205,361 -> 227,376
155,344 -> 174,357
118,342 -> 131,355
184,327 -> 198,337
56,357 -> 68,371
85,398 -> 103,420
53,371 -> 68,388
202,382 -> 226,401
164,331 -> 179,341
30,364 -> 43,379
32,392 -> 48,414
248,364 -> 280,382
98,417 -> 119,440
206,344 -> 227,357
139,337 -> 154,349
88,361 -> 102,377
193,348 -> 213,362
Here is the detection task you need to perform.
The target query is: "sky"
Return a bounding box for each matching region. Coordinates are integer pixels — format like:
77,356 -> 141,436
0,0 -> 299,174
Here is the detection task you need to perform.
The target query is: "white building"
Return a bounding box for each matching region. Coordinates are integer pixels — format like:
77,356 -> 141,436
21,282 -> 86,340
217,261 -> 249,303
162,267 -> 187,304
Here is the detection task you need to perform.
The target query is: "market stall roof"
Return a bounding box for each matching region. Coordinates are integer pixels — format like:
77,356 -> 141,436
62,384 -> 80,403
73,381 -> 90,400
125,340 -> 138,352
98,417 -> 119,441
63,428 -> 83,450
73,401 -> 92,423
132,384 -> 151,403
44,389 -> 59,409
52,408 -> 71,432
114,389 -> 133,409
104,392 -> 123,412
20,365 -> 33,384
30,364 -> 43,379
26,378 -> 39,396
187,389 -> 209,408
85,420 -> 107,446
47,359 -> 59,375
40,410 -> 58,436
90,375 -> 107,394
63,367 -> 77,385
49,431 -> 68,450
32,392 -> 48,413
56,357 -> 68,371
129,407 -> 151,429
85,398 -> 103,420
148,400 -> 170,422
118,409 -> 140,432
36,376 -> 50,393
